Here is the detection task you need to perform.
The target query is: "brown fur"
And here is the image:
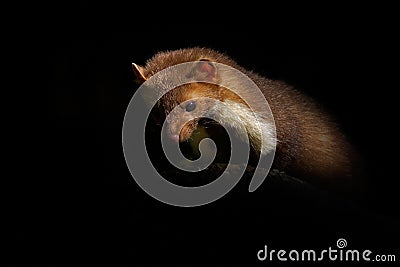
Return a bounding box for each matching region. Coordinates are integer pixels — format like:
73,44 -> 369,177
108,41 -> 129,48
133,47 -> 357,184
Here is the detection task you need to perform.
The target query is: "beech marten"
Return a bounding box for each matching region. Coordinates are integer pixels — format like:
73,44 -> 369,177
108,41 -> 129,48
132,47 -> 360,188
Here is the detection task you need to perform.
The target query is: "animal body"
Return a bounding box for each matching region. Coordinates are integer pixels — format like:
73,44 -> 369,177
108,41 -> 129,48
133,47 -> 357,185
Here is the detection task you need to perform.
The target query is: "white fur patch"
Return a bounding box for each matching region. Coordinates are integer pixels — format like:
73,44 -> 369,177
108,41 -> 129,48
212,100 -> 276,155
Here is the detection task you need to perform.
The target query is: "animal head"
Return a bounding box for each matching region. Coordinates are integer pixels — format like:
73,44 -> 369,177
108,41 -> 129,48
132,48 -> 230,142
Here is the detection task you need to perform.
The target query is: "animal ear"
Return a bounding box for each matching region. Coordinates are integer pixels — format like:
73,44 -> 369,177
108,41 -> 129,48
132,63 -> 147,84
188,59 -> 218,83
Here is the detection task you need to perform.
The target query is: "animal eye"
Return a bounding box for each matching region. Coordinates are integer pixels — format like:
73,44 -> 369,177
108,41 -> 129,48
185,101 -> 196,112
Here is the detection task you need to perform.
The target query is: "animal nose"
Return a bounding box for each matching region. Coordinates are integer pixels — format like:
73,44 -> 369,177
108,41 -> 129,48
169,134 -> 180,143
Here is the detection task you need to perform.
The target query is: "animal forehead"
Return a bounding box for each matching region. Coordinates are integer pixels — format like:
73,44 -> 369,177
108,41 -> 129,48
163,83 -> 198,101
183,83 -> 219,99
160,83 -> 218,108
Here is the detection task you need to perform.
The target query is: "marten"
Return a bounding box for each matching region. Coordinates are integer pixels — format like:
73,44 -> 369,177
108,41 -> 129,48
132,47 -> 361,190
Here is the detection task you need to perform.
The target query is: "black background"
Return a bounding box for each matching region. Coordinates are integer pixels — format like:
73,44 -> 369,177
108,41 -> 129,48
37,18 -> 400,266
